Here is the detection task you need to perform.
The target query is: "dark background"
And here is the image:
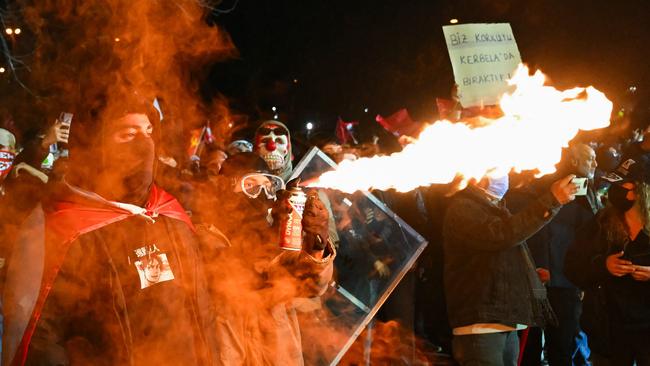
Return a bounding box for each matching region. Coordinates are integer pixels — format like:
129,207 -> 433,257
206,0 -> 650,139
1,0 -> 649,143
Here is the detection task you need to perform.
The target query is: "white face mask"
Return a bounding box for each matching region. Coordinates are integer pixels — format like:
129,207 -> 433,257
484,175 -> 509,200
0,150 -> 15,182
256,127 -> 289,171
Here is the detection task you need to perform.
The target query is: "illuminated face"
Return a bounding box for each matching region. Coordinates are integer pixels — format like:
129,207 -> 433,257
255,124 -> 289,171
572,144 -> 597,179
104,113 -> 153,145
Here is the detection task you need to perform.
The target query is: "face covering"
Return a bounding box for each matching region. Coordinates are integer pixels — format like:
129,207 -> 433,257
484,175 -> 509,200
102,134 -> 155,204
608,184 -> 635,212
0,150 -> 15,183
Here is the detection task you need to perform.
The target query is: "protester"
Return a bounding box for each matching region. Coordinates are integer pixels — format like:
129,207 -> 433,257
2,95 -> 221,366
565,157 -> 650,366
525,143 -> 601,365
443,173 -> 578,366
200,152 -> 336,365
226,139 -> 253,156
0,128 -> 17,195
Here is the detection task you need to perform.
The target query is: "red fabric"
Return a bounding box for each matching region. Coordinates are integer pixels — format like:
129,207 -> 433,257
335,117 -> 358,145
435,98 -> 459,120
375,108 -> 420,137
461,104 -> 504,119
13,184 -> 193,366
517,328 -> 529,366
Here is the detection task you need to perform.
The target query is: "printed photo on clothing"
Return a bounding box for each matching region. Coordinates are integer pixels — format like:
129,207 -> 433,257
133,244 -> 175,289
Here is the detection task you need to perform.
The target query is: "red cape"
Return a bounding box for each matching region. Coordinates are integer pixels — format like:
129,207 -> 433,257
12,184 -> 194,366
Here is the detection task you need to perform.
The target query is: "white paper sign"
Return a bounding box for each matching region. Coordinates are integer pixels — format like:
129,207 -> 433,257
443,23 -> 522,108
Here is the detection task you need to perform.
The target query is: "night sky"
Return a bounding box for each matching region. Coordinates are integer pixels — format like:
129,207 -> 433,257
207,0 -> 650,139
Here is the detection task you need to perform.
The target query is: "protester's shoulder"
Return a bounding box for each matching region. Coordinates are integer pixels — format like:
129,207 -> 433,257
445,188 -> 486,218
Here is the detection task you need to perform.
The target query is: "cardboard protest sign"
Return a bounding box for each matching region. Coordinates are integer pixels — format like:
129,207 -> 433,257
443,23 -> 521,108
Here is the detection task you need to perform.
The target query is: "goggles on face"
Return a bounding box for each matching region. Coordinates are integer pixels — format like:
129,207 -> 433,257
257,127 -> 288,136
240,173 -> 286,199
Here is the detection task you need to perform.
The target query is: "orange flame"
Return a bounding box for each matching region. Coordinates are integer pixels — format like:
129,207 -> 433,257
310,65 -> 612,193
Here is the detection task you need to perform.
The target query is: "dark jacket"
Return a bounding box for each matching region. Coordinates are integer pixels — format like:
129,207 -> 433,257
527,184 -> 601,288
443,185 -> 561,329
565,214 -> 650,331
4,184 -> 220,366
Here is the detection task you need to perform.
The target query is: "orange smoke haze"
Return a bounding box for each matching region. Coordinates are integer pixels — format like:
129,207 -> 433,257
18,0 -> 236,152
309,65 -> 613,193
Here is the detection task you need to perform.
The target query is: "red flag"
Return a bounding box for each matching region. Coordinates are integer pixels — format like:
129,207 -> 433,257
461,104 -> 504,119
436,98 -> 461,120
14,185 -> 193,366
336,117 -> 358,145
375,108 -> 420,137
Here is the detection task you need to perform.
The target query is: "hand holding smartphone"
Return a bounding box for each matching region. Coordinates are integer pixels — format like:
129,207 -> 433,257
571,177 -> 588,196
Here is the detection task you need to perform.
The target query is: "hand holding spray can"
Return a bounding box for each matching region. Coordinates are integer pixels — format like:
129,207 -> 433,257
279,185 -> 308,251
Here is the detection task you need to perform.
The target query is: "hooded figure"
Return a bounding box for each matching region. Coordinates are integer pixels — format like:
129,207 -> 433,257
2,93 -> 221,366
254,121 -> 293,181
198,152 -> 336,366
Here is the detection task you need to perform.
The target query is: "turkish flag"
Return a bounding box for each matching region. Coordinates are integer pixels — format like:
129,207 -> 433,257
335,117 -> 358,145
375,108 -> 420,137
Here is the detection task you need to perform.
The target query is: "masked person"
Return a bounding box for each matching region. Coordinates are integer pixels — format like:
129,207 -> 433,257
565,157 -> 650,366
0,128 -> 16,195
200,152 -> 336,366
254,121 -> 293,181
443,173 -> 578,366
2,96 -> 221,366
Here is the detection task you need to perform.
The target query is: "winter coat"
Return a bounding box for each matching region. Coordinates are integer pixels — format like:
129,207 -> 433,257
527,188 -> 601,289
564,213 -> 650,353
199,191 -> 336,366
2,183 -> 220,366
443,185 -> 562,329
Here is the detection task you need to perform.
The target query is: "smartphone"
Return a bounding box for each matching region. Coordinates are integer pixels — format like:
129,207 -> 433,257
57,112 -> 73,154
571,177 -> 588,196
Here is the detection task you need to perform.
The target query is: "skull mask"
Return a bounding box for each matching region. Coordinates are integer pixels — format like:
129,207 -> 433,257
0,128 -> 16,184
254,121 -> 292,180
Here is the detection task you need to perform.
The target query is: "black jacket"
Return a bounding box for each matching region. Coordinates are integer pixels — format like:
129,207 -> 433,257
527,186 -> 600,289
565,215 -> 650,331
443,185 -> 561,329
10,185 -> 221,366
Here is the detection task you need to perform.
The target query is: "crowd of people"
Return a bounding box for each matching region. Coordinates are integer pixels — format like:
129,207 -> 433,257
0,89 -> 649,366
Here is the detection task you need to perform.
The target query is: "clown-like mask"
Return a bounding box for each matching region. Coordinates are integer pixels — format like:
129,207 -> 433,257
255,124 -> 290,172
0,150 -> 15,182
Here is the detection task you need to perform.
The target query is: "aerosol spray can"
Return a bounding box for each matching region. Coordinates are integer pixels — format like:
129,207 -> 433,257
279,186 -> 307,251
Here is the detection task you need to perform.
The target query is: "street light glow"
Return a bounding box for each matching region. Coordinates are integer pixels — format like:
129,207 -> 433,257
273,114 -> 279,119
306,122 -> 314,130
13,28 -> 21,35
271,106 -> 277,112
450,18 -> 459,24
0,67 -> 5,73
364,107 -> 369,113
5,28 -> 12,35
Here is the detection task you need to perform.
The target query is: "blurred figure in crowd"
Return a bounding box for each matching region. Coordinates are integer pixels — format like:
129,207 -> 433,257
226,139 -> 253,156
566,157 -> 650,366
526,143 -> 601,365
